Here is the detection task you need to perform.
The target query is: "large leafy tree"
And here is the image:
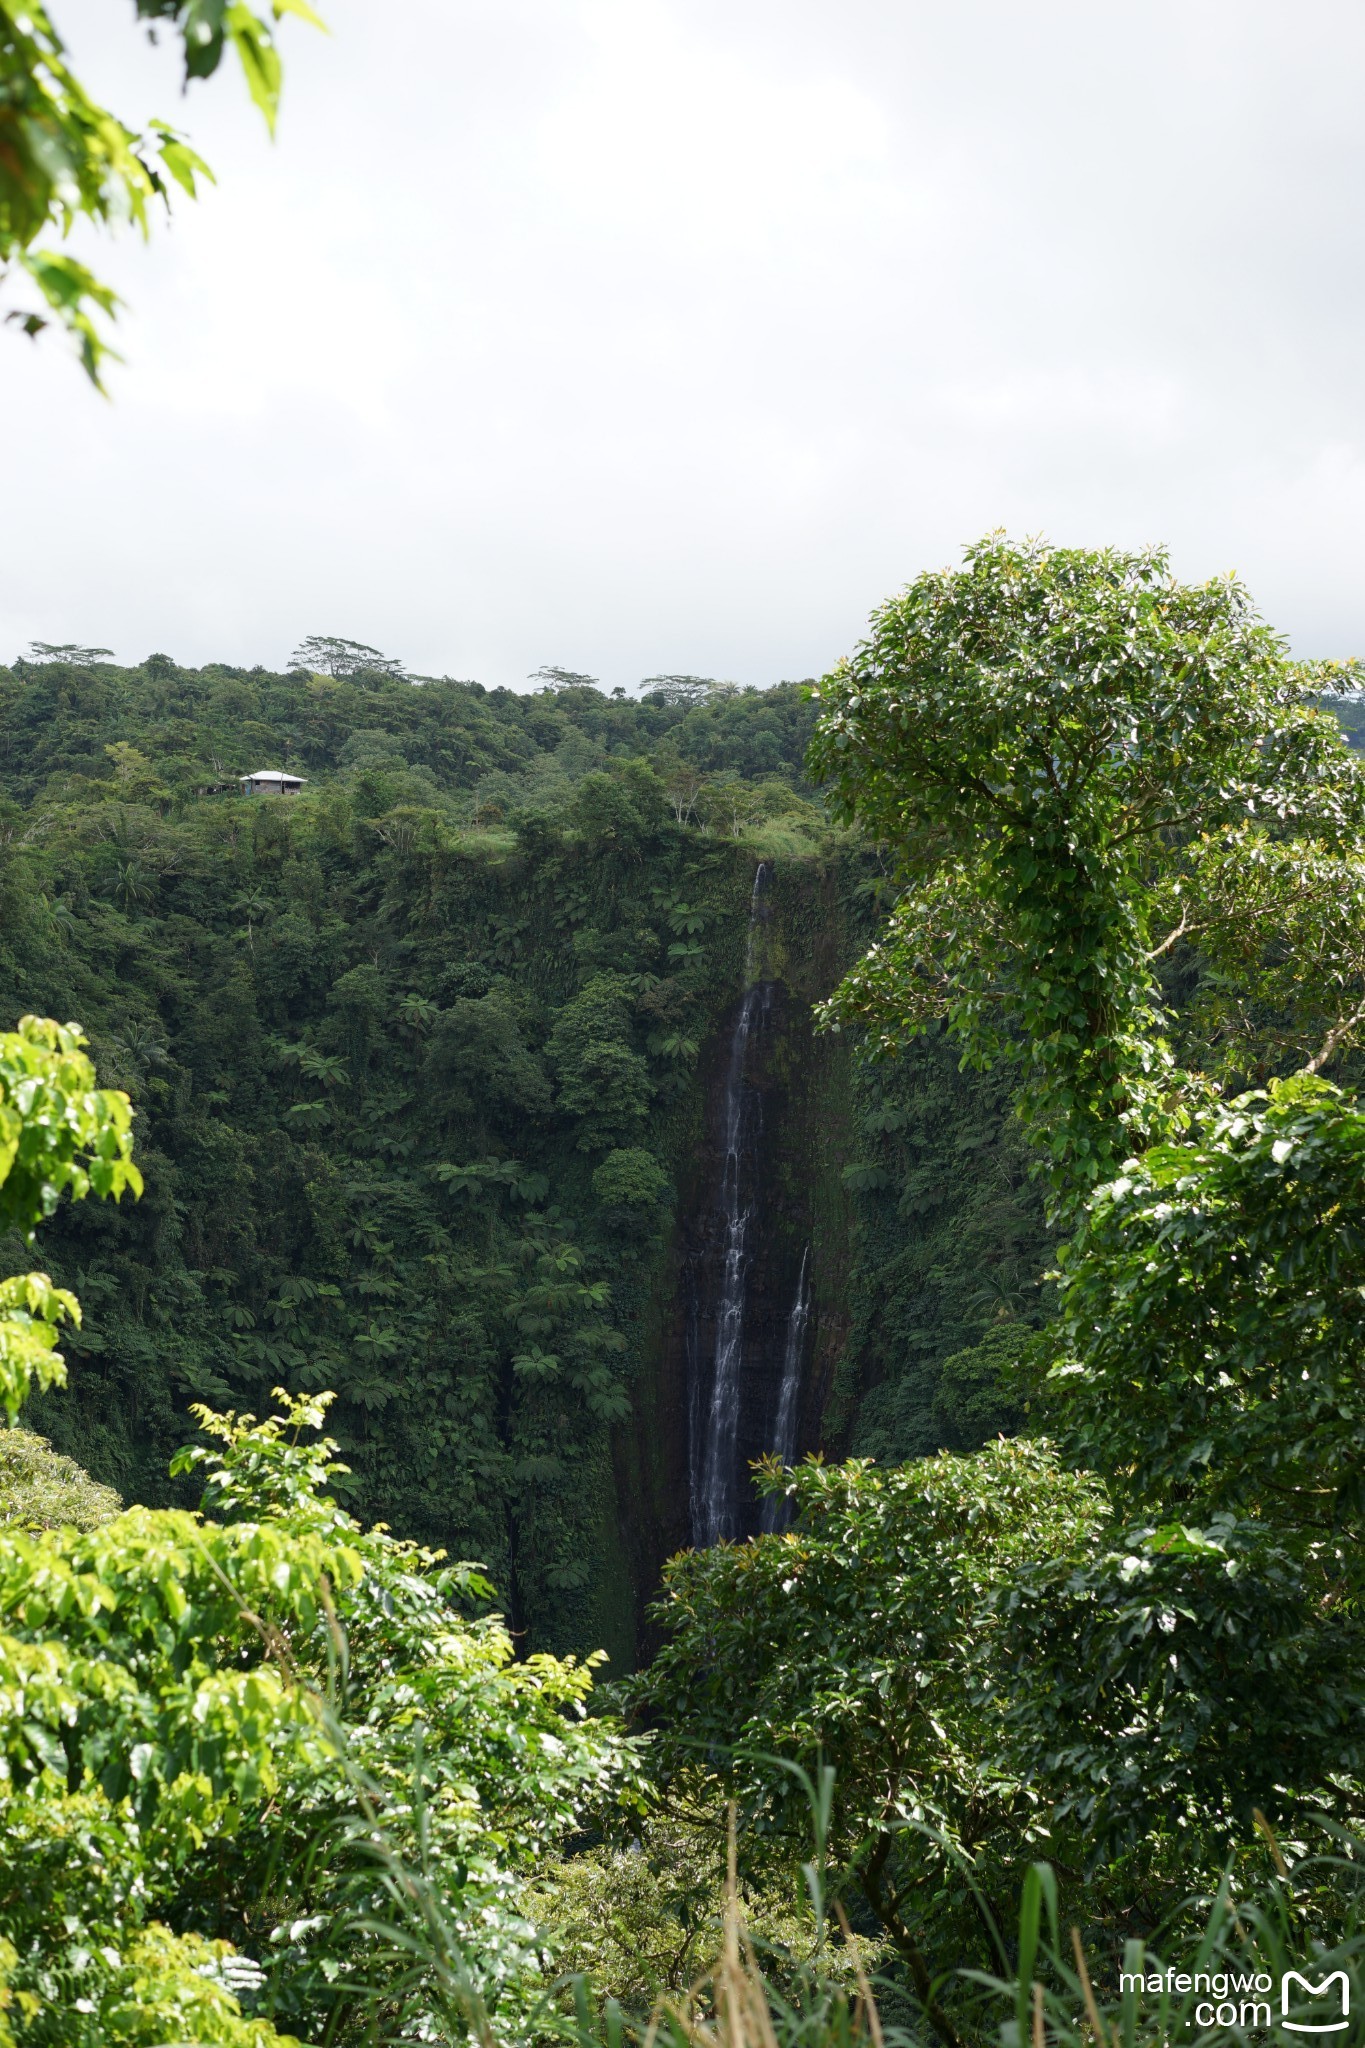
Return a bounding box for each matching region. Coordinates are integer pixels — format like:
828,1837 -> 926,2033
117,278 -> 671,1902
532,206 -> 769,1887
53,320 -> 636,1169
1,1384 -> 644,2043
1,0 -> 321,385
810,534 -> 1365,1205
808,536 -> 1365,1855
288,635 -> 407,681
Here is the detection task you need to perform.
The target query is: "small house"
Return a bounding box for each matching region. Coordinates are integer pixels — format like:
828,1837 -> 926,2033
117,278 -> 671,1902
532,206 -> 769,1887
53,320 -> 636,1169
239,770 -> 306,796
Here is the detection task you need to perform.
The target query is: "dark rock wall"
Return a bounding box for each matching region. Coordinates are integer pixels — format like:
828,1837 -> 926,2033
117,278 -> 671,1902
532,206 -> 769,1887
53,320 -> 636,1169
611,860 -> 855,1657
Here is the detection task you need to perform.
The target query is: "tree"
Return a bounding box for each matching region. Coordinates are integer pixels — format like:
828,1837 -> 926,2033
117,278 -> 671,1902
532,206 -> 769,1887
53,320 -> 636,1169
995,1075 -> 1365,1846
631,1441 -> 1103,2042
654,744 -> 706,826
548,973 -> 653,1151
1059,1076 -> 1365,1535
25,641 -> 113,664
0,1016 -> 140,1421
1,0 -> 322,386
571,760 -> 669,848
287,635 -> 407,681
528,666 -> 599,689
696,771 -> 764,839
640,675 -> 738,709
0,1385 -> 644,2042
810,534 -> 1365,1207
591,1145 -> 671,1230
809,537 -> 1365,1857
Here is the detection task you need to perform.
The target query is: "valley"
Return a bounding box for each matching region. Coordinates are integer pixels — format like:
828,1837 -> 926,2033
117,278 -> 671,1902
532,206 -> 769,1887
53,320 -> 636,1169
0,653 -> 1044,1661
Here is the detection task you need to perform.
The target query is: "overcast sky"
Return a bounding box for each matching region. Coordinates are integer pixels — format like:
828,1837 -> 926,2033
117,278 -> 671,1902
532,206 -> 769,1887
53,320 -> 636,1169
3,0 -> 1363,684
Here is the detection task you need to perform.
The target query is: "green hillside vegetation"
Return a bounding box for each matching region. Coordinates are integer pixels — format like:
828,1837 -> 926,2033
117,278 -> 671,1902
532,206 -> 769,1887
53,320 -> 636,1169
0,653 -> 1046,1663
8,545 -> 1365,2045
0,1426 -> 121,1530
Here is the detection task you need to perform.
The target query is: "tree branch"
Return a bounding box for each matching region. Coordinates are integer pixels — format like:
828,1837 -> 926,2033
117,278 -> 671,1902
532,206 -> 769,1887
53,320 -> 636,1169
1145,909 -> 1191,962
1108,807 -> 1201,849
1301,993 -> 1365,1076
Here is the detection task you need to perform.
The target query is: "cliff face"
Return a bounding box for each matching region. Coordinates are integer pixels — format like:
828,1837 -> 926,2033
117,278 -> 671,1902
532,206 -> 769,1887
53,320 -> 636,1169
15,796 -> 868,1672
602,848 -> 1054,1670
610,860 -> 855,1660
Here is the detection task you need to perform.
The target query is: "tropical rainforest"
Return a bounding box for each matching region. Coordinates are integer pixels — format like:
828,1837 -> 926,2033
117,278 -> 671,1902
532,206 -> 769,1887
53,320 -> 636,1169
0,645 -> 1042,1664
6,541 -> 1365,2046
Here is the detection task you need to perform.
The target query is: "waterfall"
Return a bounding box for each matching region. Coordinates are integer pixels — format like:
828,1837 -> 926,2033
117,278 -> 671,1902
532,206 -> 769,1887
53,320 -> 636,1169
689,863 -> 772,1547
762,1245 -> 811,1533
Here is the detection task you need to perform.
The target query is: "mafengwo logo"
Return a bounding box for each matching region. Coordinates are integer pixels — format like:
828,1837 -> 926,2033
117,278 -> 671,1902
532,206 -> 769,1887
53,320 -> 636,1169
1281,1972 -> 1349,2035
1118,1965 -> 1350,2031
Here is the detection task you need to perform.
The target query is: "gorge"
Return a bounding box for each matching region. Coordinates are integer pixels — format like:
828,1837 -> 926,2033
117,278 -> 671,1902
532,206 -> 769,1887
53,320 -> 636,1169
0,651 -> 1050,1665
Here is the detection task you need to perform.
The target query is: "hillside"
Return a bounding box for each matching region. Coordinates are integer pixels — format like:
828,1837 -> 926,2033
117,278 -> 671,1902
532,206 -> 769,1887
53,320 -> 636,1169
0,653 -> 1047,1659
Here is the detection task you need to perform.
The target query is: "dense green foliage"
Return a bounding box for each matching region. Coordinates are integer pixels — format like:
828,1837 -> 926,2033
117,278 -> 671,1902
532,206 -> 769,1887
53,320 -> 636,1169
0,1024 -> 638,2042
792,541 -> 1365,2015
1001,1075 -> 1365,1845
0,1425 -> 120,1529
0,654 -> 1040,1658
17,541 -> 1365,2043
810,535 -> 1365,1206
0,655 -> 810,1646
626,543 -> 1365,2043
0,1015 -> 139,1421
632,1443 -> 1101,2022
1,0 -> 320,382
833,1032 -> 1048,1461
0,1378 -> 642,2043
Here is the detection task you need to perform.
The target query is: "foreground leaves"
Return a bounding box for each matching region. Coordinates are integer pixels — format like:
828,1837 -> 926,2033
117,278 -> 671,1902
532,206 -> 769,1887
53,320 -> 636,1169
0,1389 -> 645,2044
0,1018 -> 140,1419
1,0 -> 322,382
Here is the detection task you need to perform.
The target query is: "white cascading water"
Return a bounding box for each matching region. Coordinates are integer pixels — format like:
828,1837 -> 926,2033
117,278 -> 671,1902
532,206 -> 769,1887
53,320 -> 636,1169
761,1244 -> 811,1533
691,863 -> 772,1546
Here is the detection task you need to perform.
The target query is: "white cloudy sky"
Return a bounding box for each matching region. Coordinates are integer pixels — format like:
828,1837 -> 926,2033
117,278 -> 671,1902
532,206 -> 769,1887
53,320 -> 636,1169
4,0 -> 1364,683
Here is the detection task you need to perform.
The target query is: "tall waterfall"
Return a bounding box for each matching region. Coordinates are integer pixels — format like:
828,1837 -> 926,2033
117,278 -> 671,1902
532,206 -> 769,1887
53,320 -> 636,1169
689,863 -> 773,1547
761,1245 -> 810,1534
